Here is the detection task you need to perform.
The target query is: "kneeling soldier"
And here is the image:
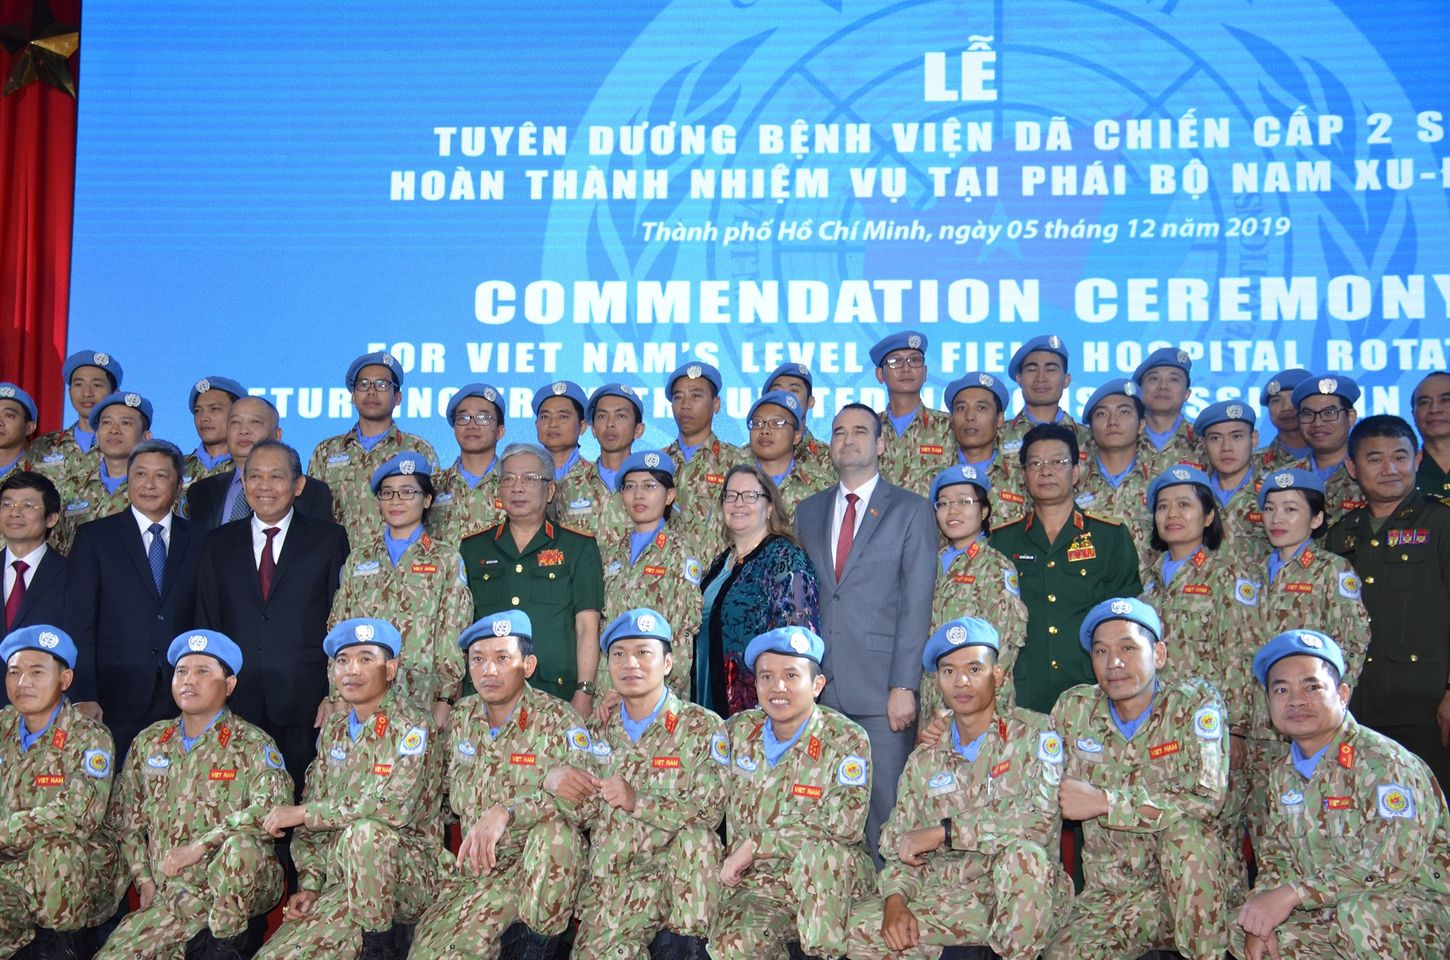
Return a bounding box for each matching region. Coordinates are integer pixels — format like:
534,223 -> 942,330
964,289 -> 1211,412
1044,598 -> 1231,960
254,619 -> 439,960
98,630 -> 293,960
409,611 -> 588,960
1233,630 -> 1450,960
547,608 -> 725,960
844,618 -> 1070,960
0,626 -> 124,960
710,626 -> 875,960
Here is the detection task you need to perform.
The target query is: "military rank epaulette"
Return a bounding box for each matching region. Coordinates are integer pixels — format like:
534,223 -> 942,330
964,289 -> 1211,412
558,524 -> 595,538
1437,496 -> 1450,509
1083,512 -> 1122,526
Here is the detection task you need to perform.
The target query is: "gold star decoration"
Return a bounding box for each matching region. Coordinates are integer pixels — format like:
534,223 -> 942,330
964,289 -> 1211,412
0,0 -> 79,98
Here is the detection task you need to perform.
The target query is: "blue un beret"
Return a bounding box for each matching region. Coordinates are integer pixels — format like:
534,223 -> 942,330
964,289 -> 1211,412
458,609 -> 533,650
929,464 -> 993,504
370,451 -> 432,494
63,350 -> 123,389
324,618 -> 402,658
945,372 -> 1010,415
765,362 -> 813,392
748,390 -> 804,428
345,351 -> 403,389
922,617 -> 1001,671
1,624 -> 77,670
1259,369 -> 1312,406
1193,400 -> 1256,435
1253,630 -> 1347,689
1080,597 -> 1163,652
0,383 -> 38,421
1082,379 -> 1140,420
1146,465 -> 1213,512
167,629 -> 244,675
188,376 -> 247,411
532,380 -> 587,417
744,626 -> 825,672
601,608 -> 674,652
666,362 -> 723,396
869,331 -> 928,368
447,382 -> 506,424
1133,347 -> 1193,384
1008,335 -> 1069,380
1290,374 -> 1361,409
88,391 -> 153,431
1257,468 -> 1325,510
616,450 -> 676,491
587,382 -> 644,422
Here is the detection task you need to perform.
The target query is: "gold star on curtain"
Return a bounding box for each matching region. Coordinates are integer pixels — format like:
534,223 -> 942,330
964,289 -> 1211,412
0,0 -> 79,97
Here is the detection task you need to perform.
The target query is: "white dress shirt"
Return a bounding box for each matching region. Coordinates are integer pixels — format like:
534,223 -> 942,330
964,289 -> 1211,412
250,509 -> 295,568
132,506 -> 174,554
829,471 -> 881,572
2,542 -> 47,597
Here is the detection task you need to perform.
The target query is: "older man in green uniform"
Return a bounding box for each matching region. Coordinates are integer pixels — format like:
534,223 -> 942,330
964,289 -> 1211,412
460,442 -> 604,716
1234,630 -> 1450,960
991,423 -> 1143,714
1328,414 -> 1450,790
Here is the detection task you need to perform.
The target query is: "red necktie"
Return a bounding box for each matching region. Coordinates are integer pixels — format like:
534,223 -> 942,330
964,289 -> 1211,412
835,493 -> 859,581
259,527 -> 280,601
4,560 -> 27,630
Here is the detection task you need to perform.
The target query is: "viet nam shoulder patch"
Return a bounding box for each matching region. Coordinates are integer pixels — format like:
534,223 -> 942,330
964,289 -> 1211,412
398,726 -> 428,756
82,749 -> 112,779
1376,783 -> 1416,819
1038,731 -> 1063,763
1193,706 -> 1223,741
837,754 -> 868,786
1337,570 -> 1362,600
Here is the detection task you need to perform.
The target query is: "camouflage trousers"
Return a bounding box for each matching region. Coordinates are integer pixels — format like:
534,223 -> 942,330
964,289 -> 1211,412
1244,735 -> 1287,853
841,839 -> 1070,960
409,821 -> 585,960
573,824 -> 721,960
1228,890 -> 1450,960
1043,817 -> 1230,960
0,834 -> 125,959
254,821 -> 435,960
94,835 -> 283,960
710,838 -> 877,960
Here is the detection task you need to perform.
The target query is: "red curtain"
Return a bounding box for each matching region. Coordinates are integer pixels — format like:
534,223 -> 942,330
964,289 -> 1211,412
0,0 -> 80,433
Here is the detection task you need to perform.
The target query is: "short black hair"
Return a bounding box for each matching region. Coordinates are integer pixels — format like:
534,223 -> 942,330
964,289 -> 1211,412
0,471 -> 60,518
834,403 -> 882,438
1150,483 -> 1224,552
620,467 -> 677,521
1348,414 -> 1418,458
1019,422 -> 1079,469
127,438 -> 185,478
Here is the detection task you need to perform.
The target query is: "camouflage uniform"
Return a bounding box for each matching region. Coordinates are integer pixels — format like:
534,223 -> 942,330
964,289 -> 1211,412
327,529 -> 472,712
1046,679 -> 1232,960
553,453 -> 606,534
979,452 -> 1030,527
427,460 -> 504,544
1214,474 -> 1270,568
306,426 -> 440,546
842,709 -> 1072,960
765,458 -> 833,519
1230,714 -> 1450,959
598,524 -> 703,699
0,701 -> 125,957
26,423 -> 96,488
1000,411 -> 1088,460
793,428 -> 831,471
1073,456 -> 1154,562
53,460 -> 135,555
572,691 -> 726,960
1141,419 -> 1204,475
920,541 -> 1028,715
665,433 -> 743,553
878,408 -> 953,496
1257,440 -> 1307,475
254,691 -> 441,959
409,688 -> 588,960
180,450 -> 233,494
1291,456 -> 1366,515
97,710 -> 293,959
709,706 -> 876,960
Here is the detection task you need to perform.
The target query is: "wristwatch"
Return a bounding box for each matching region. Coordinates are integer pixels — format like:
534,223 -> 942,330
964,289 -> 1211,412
940,817 -> 953,847
576,680 -> 598,696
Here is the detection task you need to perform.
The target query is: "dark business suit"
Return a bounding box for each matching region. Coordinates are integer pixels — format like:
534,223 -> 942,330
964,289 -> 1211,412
795,477 -> 938,858
1,546 -> 68,708
195,512 -> 349,784
64,511 -> 205,760
186,469 -> 334,533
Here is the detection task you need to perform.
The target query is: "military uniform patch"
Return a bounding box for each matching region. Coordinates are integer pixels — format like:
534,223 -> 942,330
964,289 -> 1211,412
709,731 -> 729,766
264,746 -> 285,770
926,771 -> 957,797
1193,706 -> 1223,740
567,727 -> 592,752
1376,783 -> 1415,819
1234,577 -> 1259,606
837,755 -> 868,786
1337,570 -> 1361,599
1038,731 -> 1063,763
80,749 -> 111,779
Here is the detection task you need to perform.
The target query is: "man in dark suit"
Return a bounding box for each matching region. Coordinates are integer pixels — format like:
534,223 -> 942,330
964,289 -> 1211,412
64,439 -> 205,759
2,471 -> 68,709
794,403 -> 938,859
195,438 -> 349,784
186,395 -> 333,532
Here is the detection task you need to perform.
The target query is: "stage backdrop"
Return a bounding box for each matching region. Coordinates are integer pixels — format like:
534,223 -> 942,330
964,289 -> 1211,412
67,0 -> 1450,460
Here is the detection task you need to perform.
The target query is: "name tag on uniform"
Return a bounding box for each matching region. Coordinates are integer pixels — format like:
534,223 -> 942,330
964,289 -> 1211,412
705,474 -> 726,485
34,774 -> 64,787
1324,796 -> 1352,811
1285,582 -> 1313,594
644,565 -> 667,577
410,563 -> 438,575
1000,491 -> 1025,504
990,760 -> 1010,778
510,753 -> 536,766
953,574 -> 976,585
1182,584 -> 1210,596
652,756 -> 682,769
1148,740 -> 1180,760
792,783 -> 823,800
373,763 -> 393,777
209,768 -> 237,781
919,445 -> 944,455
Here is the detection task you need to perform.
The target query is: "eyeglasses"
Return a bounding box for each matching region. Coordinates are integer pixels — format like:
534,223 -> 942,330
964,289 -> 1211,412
0,498 -> 45,513
722,490 -> 765,504
747,417 -> 793,431
451,412 -> 497,427
1297,406 -> 1348,424
1025,458 -> 1074,472
500,473 -> 550,486
352,378 -> 395,394
935,496 -> 980,510
377,488 -> 424,501
621,480 -> 664,494
882,355 -> 925,370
